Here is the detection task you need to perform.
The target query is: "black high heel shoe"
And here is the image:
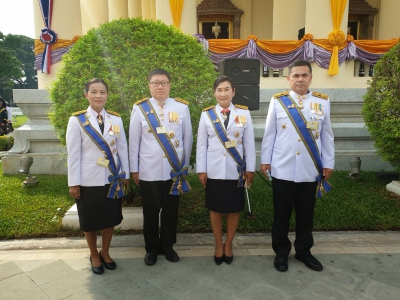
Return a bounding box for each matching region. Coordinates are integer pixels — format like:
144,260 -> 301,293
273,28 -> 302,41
223,244 -> 233,265
214,245 -> 224,265
214,255 -> 224,265
89,256 -> 104,274
99,250 -> 117,270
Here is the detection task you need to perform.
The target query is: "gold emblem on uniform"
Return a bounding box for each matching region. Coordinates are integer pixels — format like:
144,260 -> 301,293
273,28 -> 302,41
234,131 -> 240,138
282,123 -> 286,129
315,131 -> 320,138
110,140 -> 116,146
174,140 -> 180,148
112,148 -> 117,154
169,112 -> 179,124
168,130 -> 175,139
148,128 -> 152,133
150,109 -> 154,114
83,121 -> 90,126
238,138 -> 242,145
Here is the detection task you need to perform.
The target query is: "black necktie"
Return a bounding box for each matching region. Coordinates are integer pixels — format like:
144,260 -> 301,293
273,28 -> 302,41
221,109 -> 230,129
97,114 -> 104,134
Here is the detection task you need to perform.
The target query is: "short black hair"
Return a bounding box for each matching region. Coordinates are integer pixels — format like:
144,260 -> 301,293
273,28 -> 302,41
288,60 -> 312,74
213,75 -> 235,91
148,68 -> 171,82
84,78 -> 109,93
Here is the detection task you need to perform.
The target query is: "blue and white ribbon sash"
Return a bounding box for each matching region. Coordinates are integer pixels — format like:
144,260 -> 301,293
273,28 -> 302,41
76,113 -> 125,199
38,0 -> 57,73
277,95 -> 332,197
138,100 -> 190,195
206,108 -> 246,187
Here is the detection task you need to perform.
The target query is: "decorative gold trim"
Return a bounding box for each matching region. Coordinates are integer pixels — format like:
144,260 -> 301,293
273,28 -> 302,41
202,105 -> 215,111
174,97 -> 189,105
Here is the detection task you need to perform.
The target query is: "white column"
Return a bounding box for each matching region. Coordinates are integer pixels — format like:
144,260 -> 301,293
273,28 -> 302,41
108,0 -> 128,21
180,0 -> 197,34
272,0 -> 306,39
128,0 -> 142,18
141,0 -> 151,19
80,0 -> 109,34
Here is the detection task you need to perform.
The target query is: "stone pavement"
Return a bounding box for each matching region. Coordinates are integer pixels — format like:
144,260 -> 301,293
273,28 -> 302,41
1,232 -> 400,300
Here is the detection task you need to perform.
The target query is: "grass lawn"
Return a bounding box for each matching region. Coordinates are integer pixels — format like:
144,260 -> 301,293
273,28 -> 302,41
1,161 -> 400,239
12,115 -> 28,129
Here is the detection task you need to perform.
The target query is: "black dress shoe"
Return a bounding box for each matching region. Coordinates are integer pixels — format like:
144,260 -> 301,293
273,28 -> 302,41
89,257 -> 104,274
295,254 -> 323,271
274,255 -> 288,272
162,249 -> 180,262
224,254 -> 233,265
144,252 -> 157,265
99,250 -> 117,270
214,255 -> 224,265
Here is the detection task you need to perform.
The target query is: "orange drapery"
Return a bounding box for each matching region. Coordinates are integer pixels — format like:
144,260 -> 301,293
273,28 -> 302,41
328,0 -> 348,75
206,37 -> 395,55
169,0 -> 184,28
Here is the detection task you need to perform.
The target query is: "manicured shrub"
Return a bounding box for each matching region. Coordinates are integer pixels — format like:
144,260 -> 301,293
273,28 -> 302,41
0,135 -> 14,151
50,18 -> 217,166
362,42 -> 400,171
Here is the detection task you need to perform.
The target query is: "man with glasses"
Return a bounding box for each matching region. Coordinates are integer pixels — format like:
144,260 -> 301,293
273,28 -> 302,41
129,68 -> 193,266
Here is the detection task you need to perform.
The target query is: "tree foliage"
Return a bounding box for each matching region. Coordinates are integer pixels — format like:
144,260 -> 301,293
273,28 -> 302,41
49,18 -> 217,166
362,42 -> 400,171
0,32 -> 37,101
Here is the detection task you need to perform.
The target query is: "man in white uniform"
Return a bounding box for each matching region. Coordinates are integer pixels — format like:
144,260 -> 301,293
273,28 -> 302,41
129,69 -> 193,265
260,60 -> 334,272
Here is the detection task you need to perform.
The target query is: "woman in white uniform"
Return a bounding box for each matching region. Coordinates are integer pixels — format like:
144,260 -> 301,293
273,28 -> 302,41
66,78 -> 130,274
196,75 -> 256,265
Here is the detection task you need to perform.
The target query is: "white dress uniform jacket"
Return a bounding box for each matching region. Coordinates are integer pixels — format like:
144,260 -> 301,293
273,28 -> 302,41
196,103 -> 256,179
129,97 -> 193,181
66,106 -> 130,187
261,90 -> 334,182
6,107 -> 12,122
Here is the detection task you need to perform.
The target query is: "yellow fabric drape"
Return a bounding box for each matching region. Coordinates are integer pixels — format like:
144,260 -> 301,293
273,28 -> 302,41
208,39 -> 249,53
34,39 -> 75,55
256,40 -> 303,54
353,39 -> 399,54
169,0 -> 184,28
328,0 -> 347,75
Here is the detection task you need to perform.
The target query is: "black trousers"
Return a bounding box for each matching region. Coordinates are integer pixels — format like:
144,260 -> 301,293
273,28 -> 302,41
140,180 -> 179,253
271,177 -> 317,257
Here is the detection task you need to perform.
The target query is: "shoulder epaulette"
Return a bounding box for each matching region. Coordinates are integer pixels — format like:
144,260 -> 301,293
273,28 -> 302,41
312,92 -> 329,100
106,109 -> 120,117
234,104 -> 248,110
71,110 -> 86,116
134,98 -> 149,105
273,91 -> 290,98
175,97 -> 189,105
202,105 -> 215,112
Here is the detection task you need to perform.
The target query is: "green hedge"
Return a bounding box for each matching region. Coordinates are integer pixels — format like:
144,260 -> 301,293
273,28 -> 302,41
50,18 -> 217,166
362,42 -> 400,171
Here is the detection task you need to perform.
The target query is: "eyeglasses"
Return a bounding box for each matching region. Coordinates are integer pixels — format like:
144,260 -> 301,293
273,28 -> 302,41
149,81 -> 170,87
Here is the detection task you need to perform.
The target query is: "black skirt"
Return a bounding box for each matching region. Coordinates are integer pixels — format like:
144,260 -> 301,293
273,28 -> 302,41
205,179 -> 244,213
75,185 -> 123,232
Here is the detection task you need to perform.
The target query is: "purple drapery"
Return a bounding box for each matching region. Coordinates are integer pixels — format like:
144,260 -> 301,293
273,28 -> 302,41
194,35 -> 385,70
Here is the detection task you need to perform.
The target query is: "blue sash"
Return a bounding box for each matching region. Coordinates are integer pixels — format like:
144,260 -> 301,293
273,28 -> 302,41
138,100 -> 190,195
76,113 -> 125,199
206,108 -> 246,187
277,95 -> 332,197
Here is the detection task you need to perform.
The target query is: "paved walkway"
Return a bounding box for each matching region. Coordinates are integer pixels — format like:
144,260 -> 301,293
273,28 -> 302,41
1,232 -> 400,300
